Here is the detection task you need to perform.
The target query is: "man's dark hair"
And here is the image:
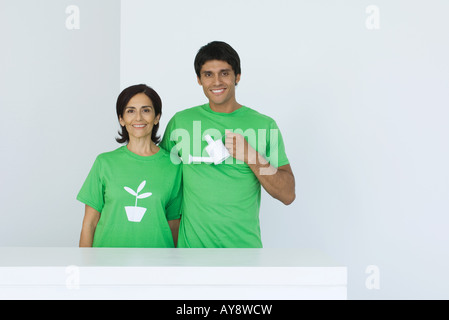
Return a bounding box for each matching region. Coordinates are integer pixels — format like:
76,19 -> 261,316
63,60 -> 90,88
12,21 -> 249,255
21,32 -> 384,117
115,84 -> 162,144
194,41 -> 241,78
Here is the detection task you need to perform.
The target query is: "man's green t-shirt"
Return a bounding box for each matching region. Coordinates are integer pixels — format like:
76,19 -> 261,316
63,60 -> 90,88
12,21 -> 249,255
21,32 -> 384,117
77,146 -> 182,248
159,104 -> 289,248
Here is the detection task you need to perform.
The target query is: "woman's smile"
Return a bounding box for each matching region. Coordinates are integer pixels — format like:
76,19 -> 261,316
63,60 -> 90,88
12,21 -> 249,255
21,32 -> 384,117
119,93 -> 160,141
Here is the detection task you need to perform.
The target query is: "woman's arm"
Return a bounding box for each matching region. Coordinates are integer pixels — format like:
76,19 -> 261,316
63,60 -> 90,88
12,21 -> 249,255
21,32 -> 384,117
168,218 -> 181,247
79,204 -> 100,247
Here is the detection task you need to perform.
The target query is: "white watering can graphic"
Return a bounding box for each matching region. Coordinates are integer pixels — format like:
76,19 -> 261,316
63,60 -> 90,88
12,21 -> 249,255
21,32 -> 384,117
123,180 -> 152,222
187,134 -> 231,165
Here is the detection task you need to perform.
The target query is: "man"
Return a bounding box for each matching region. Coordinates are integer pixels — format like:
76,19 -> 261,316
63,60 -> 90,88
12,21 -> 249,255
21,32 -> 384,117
160,41 -> 295,248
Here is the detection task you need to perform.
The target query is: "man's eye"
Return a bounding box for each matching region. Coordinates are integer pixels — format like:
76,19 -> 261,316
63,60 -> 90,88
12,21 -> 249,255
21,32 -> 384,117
222,72 -> 229,76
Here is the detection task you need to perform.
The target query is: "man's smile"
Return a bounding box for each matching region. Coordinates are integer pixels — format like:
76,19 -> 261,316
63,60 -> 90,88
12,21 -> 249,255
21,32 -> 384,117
211,88 -> 226,94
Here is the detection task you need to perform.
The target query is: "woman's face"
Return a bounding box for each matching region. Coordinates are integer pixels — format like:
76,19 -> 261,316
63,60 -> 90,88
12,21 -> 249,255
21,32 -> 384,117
119,93 -> 160,142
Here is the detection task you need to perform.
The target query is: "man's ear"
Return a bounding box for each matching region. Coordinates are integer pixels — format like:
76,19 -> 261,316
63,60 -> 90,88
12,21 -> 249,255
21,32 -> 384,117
197,76 -> 202,86
235,73 -> 241,86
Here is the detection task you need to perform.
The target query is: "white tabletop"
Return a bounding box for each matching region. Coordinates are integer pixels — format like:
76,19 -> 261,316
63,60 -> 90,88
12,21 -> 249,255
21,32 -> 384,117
0,247 -> 347,299
0,247 -> 343,267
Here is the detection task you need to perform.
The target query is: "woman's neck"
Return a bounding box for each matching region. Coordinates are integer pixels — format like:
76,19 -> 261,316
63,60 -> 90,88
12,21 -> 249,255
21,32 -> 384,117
126,138 -> 159,157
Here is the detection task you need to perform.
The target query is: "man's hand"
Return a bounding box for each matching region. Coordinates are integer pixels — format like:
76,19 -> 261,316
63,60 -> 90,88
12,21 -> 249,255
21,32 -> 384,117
224,130 -> 295,205
224,130 -> 257,164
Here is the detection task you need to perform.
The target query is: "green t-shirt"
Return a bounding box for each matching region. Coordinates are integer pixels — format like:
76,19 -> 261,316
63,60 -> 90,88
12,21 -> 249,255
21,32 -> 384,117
77,146 -> 182,248
159,103 -> 289,248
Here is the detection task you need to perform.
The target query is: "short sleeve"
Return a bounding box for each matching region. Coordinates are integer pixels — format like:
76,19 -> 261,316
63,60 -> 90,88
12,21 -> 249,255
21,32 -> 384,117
160,115 -> 185,164
159,115 -> 176,152
267,120 -> 290,168
165,164 -> 183,221
76,156 -> 105,213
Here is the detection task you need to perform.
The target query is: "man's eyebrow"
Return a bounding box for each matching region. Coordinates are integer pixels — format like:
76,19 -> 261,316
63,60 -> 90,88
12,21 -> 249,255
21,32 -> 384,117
201,68 -> 232,74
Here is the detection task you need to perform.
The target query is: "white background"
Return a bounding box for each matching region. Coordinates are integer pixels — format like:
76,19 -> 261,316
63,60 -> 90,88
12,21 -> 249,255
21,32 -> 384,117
0,2 -> 120,247
121,0 -> 449,299
1,0 -> 449,299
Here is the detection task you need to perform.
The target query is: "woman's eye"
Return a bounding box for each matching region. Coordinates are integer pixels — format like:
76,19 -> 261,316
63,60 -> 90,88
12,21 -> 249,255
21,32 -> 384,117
126,109 -> 134,113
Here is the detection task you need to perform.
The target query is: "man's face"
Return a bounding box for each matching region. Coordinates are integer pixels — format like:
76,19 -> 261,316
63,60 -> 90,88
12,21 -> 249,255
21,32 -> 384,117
197,60 -> 241,109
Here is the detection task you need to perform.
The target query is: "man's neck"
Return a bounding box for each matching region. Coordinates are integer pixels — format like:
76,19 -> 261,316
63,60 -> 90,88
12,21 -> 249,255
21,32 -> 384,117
209,101 -> 242,114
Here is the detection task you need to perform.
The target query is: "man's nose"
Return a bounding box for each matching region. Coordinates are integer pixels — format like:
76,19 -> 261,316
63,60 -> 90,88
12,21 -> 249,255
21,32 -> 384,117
213,74 -> 222,85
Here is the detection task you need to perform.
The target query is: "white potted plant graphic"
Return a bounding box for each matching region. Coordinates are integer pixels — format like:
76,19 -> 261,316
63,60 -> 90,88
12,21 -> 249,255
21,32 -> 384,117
124,180 -> 152,222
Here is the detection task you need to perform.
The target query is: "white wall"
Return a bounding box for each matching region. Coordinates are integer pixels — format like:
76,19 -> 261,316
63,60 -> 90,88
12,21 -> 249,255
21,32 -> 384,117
1,0 -> 448,299
121,0 -> 449,299
0,0 -> 121,245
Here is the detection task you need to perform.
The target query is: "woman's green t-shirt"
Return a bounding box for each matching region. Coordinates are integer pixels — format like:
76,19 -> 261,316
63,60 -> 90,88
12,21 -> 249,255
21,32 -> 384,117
77,146 -> 182,248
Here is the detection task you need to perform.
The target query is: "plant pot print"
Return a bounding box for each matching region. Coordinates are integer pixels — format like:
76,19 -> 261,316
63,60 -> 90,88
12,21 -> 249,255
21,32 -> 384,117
123,180 -> 152,222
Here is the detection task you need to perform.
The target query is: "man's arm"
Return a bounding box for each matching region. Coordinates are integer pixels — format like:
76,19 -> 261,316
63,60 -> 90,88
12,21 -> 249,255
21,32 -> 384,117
225,131 -> 296,205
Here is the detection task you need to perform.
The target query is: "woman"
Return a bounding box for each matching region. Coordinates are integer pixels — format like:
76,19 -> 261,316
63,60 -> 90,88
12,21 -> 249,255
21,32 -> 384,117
77,84 -> 182,247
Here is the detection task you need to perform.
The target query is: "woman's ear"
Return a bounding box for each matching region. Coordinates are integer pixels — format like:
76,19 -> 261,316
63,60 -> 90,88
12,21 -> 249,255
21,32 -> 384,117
154,114 -> 161,125
119,115 -> 125,127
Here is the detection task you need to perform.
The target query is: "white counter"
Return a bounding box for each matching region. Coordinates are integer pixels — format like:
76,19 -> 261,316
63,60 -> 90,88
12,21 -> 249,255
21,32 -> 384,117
0,247 -> 347,300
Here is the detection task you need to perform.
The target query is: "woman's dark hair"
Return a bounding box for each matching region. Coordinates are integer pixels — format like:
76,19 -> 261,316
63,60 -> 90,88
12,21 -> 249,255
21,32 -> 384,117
194,41 -> 241,78
115,84 -> 162,144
